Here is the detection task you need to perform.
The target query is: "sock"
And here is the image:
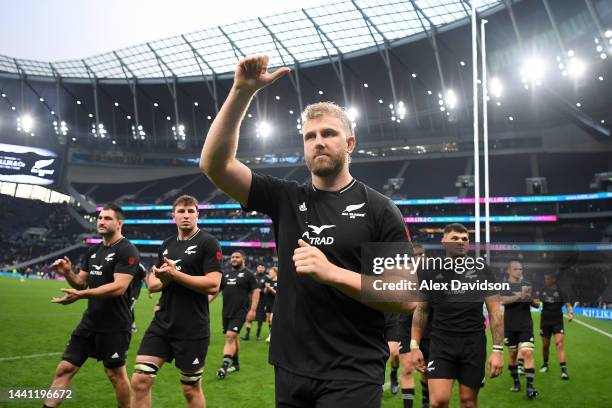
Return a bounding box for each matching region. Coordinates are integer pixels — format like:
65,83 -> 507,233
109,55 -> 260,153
543,359 -> 548,366
221,354 -> 232,370
560,362 -> 567,373
401,388 -> 415,408
518,358 -> 525,369
232,353 -> 240,367
525,368 -> 535,388
421,381 -> 429,404
509,365 -> 519,384
256,325 -> 262,337
245,327 -> 251,335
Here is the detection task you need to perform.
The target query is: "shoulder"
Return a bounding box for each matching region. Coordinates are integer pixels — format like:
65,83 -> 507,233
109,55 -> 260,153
252,171 -> 302,192
196,230 -> 219,245
360,182 -> 399,213
119,238 -> 139,253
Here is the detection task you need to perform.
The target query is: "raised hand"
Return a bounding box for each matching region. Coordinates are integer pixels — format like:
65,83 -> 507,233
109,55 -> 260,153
51,257 -> 72,276
233,55 -> 290,94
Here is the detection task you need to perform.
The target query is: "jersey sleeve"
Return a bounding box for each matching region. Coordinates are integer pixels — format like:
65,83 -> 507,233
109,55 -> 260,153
81,246 -> 95,273
157,243 -> 165,268
201,235 -> 222,274
114,243 -> 140,276
247,272 -> 258,292
376,199 -> 410,244
242,171 -> 293,220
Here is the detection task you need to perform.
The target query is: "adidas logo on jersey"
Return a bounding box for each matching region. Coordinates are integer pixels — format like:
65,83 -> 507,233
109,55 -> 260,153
90,253 -> 96,259
162,249 -> 168,256
299,202 -> 307,212
184,245 -> 197,255
105,253 -> 115,262
341,202 -> 366,219
302,224 -> 335,246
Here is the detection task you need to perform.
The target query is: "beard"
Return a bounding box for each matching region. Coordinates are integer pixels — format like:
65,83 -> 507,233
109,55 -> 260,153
306,150 -> 346,178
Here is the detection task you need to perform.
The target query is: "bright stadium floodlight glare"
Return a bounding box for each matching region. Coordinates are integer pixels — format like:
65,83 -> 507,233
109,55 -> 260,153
446,90 -> 458,109
256,121 -> 271,138
567,58 -> 586,78
347,106 -> 359,122
396,102 -> 406,119
520,57 -> 546,84
490,77 -> 503,98
17,114 -> 34,133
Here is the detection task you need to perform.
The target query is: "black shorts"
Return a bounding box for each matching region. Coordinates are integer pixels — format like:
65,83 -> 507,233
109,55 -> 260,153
274,366 -> 382,408
540,321 -> 564,338
427,331 -> 486,390
265,297 -> 275,313
137,330 -> 208,371
384,314 -> 400,343
420,338 -> 431,363
504,328 -> 535,348
397,315 -> 412,354
62,326 -> 131,369
255,299 -> 267,322
223,313 -> 247,334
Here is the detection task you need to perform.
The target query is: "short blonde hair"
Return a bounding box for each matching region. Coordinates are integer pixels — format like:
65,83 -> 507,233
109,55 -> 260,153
301,102 -> 354,136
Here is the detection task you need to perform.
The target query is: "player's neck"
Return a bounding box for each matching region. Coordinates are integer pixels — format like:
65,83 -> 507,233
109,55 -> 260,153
102,232 -> 123,247
178,227 -> 199,241
311,167 -> 353,192
509,276 -> 522,283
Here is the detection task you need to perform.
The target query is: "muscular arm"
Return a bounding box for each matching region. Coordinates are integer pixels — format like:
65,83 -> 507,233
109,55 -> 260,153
199,56 -> 288,206
173,271 -> 222,296
199,87 -> 253,206
81,273 -> 133,298
486,296 -> 504,347
326,265 -> 416,314
411,301 -> 430,345
249,287 -> 260,313
65,270 -> 89,290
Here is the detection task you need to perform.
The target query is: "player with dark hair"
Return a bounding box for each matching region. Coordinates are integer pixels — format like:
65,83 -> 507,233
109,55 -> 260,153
210,251 -> 259,379
412,223 -> 504,408
500,260 -> 539,398
199,54 -> 414,407
130,195 -> 222,408
536,272 -> 573,380
44,203 -> 140,408
264,266 -> 278,343
242,263 -> 268,341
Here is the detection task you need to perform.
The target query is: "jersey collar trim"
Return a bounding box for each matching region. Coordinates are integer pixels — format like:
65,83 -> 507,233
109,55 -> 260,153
177,229 -> 200,242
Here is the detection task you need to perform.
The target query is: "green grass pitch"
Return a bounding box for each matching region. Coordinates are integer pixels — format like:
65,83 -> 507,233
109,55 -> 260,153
0,276 -> 611,407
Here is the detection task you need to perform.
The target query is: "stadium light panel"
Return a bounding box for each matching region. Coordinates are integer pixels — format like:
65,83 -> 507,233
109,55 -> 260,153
347,107 -> 359,122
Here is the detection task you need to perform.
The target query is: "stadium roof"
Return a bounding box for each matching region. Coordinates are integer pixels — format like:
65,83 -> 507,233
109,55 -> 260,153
0,0 -> 503,82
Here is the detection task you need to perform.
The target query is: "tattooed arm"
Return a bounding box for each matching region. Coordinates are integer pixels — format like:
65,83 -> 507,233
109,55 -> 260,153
411,301 -> 430,372
485,295 -> 504,378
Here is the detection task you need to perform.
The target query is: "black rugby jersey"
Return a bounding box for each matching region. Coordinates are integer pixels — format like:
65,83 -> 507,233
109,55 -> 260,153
80,238 -> 140,332
221,268 -> 258,318
503,281 -> 534,331
540,286 -> 567,324
148,230 -> 222,339
243,172 -> 410,384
